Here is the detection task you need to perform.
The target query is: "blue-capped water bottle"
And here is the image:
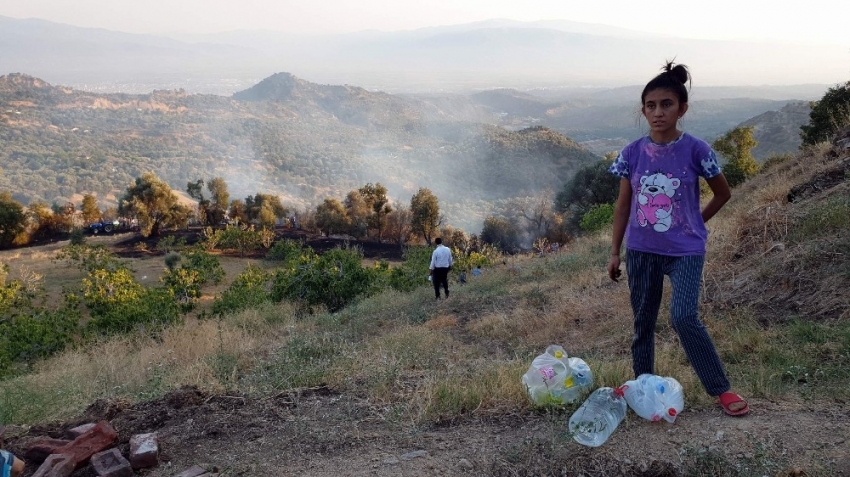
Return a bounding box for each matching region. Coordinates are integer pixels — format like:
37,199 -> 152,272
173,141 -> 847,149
568,386 -> 627,447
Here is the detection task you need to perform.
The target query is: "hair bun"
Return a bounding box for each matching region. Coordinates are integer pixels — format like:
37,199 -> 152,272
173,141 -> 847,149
663,61 -> 690,86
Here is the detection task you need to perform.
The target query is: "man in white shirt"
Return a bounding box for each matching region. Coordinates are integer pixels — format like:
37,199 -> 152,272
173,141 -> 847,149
429,237 -> 453,299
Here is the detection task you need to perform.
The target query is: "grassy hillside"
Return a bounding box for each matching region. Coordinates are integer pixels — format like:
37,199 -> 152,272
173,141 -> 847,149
1,131 -> 847,474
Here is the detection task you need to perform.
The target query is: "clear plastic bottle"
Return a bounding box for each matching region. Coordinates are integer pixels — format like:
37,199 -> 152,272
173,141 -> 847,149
569,387 -> 627,447
621,374 -> 684,423
522,346 -> 594,405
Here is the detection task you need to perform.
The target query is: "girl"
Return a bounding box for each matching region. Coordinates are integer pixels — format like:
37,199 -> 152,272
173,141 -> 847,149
607,61 -> 749,416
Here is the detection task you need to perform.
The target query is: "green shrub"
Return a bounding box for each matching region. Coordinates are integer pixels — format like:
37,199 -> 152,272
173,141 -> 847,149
801,81 -> 850,146
182,247 -> 225,285
0,306 -> 79,374
265,238 -> 304,264
55,244 -> 127,273
211,265 -> 271,317
81,269 -> 181,335
69,228 -> 86,245
271,247 -> 374,312
579,203 -> 615,232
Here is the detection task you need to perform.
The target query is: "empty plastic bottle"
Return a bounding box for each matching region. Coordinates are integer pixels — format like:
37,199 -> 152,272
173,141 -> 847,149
568,386 -> 627,447
621,374 -> 684,423
522,346 -> 594,405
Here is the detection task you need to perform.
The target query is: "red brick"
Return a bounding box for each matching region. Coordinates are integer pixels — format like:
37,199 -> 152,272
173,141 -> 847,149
90,448 -> 133,477
129,432 -> 159,469
54,420 -> 118,468
66,422 -> 97,439
172,465 -> 209,477
24,437 -> 73,463
31,453 -> 75,477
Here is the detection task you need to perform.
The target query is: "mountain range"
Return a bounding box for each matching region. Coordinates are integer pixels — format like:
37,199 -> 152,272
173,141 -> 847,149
0,16 -> 844,94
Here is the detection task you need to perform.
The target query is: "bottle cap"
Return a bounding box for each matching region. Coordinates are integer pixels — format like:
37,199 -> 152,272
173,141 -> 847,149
668,408 -> 677,416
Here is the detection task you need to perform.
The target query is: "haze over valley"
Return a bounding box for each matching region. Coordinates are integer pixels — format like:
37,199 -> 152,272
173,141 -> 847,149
0,14 -> 841,233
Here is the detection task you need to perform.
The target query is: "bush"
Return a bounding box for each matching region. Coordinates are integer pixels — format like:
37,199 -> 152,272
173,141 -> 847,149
801,81 -> 850,146
271,247 -> 374,312
55,244 -> 126,273
265,239 -> 304,264
211,265 -> 271,317
579,203 -> 615,232
81,268 -> 181,335
69,228 -> 86,246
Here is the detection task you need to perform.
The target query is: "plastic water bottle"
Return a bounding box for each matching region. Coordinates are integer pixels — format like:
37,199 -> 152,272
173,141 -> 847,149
569,387 -> 627,447
522,346 -> 594,405
621,374 -> 684,423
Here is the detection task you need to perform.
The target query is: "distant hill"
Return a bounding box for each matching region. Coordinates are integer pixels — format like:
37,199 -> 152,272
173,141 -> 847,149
0,16 -> 843,94
0,73 -> 598,232
737,101 -> 812,160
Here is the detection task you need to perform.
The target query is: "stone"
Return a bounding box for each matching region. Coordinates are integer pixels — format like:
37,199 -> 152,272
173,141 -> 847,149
54,420 -> 119,468
24,437 -> 73,463
31,453 -> 75,477
66,422 -> 98,439
173,465 -> 210,477
129,432 -> 159,469
458,458 -> 474,470
400,450 -> 428,460
90,448 -> 133,477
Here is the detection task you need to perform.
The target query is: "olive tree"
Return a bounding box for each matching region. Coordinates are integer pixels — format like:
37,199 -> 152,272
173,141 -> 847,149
120,173 -> 191,237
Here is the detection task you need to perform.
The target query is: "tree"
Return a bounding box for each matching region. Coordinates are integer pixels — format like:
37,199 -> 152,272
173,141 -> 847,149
410,188 -> 441,245
801,81 -> 850,146
344,190 -> 370,239
385,204 -> 413,249
555,159 -> 620,233
186,179 -> 212,225
359,183 -> 392,241
80,194 -> 101,224
246,193 -> 288,229
509,191 -> 560,243
207,177 -> 230,225
119,173 -> 191,237
555,159 -> 620,213
713,126 -> 759,188
480,216 -> 520,252
229,199 -> 248,224
0,193 -> 27,248
315,198 -> 350,236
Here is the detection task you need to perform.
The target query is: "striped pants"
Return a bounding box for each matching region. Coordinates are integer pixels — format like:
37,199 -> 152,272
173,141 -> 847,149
626,249 -> 730,396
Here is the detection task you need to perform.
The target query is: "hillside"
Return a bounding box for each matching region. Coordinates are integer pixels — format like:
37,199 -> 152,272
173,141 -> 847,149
1,129 -> 848,476
738,101 -> 812,160
0,73 -> 598,232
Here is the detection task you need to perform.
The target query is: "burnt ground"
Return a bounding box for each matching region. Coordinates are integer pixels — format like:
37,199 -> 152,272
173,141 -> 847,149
108,226 -> 405,262
3,385 -> 849,477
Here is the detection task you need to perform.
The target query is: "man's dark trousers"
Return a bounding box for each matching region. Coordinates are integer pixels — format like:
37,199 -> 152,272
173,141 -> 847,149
433,267 -> 450,299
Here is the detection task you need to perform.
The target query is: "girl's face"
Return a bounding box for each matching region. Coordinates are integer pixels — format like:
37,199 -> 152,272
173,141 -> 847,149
642,88 -> 688,142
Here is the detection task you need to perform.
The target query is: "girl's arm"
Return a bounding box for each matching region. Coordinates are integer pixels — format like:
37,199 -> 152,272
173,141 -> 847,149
608,178 -> 632,281
702,173 -> 732,223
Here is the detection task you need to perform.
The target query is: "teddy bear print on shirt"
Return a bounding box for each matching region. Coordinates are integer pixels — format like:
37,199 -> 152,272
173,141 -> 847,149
637,172 -> 680,232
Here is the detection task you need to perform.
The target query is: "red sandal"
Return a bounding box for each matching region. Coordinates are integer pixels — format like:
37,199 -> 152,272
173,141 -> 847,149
718,391 -> 749,416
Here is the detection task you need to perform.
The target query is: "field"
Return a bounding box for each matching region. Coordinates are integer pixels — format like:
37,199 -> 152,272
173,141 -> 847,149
1,145 -> 849,476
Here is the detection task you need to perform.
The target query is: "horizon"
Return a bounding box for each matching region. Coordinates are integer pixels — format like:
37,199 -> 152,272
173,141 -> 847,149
2,0 -> 849,46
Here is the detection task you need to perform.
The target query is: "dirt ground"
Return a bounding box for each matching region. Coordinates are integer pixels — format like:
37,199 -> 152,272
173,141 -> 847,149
4,385 -> 848,477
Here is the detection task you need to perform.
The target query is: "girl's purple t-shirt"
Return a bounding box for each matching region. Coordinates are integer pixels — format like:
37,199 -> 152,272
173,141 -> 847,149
609,133 -> 722,256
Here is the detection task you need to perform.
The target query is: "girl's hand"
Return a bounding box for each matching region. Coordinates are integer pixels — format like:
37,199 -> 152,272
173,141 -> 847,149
607,255 -> 622,282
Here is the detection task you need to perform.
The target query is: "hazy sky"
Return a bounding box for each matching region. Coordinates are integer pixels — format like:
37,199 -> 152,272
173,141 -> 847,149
2,0 -> 848,45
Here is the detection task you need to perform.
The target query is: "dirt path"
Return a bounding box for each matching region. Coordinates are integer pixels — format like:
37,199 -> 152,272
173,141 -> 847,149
9,387 -> 848,476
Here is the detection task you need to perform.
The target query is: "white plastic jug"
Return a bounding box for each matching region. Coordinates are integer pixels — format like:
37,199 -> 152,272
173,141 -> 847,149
621,373 -> 684,423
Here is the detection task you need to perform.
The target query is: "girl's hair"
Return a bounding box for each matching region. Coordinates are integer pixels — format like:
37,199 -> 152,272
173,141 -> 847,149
641,61 -> 691,104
